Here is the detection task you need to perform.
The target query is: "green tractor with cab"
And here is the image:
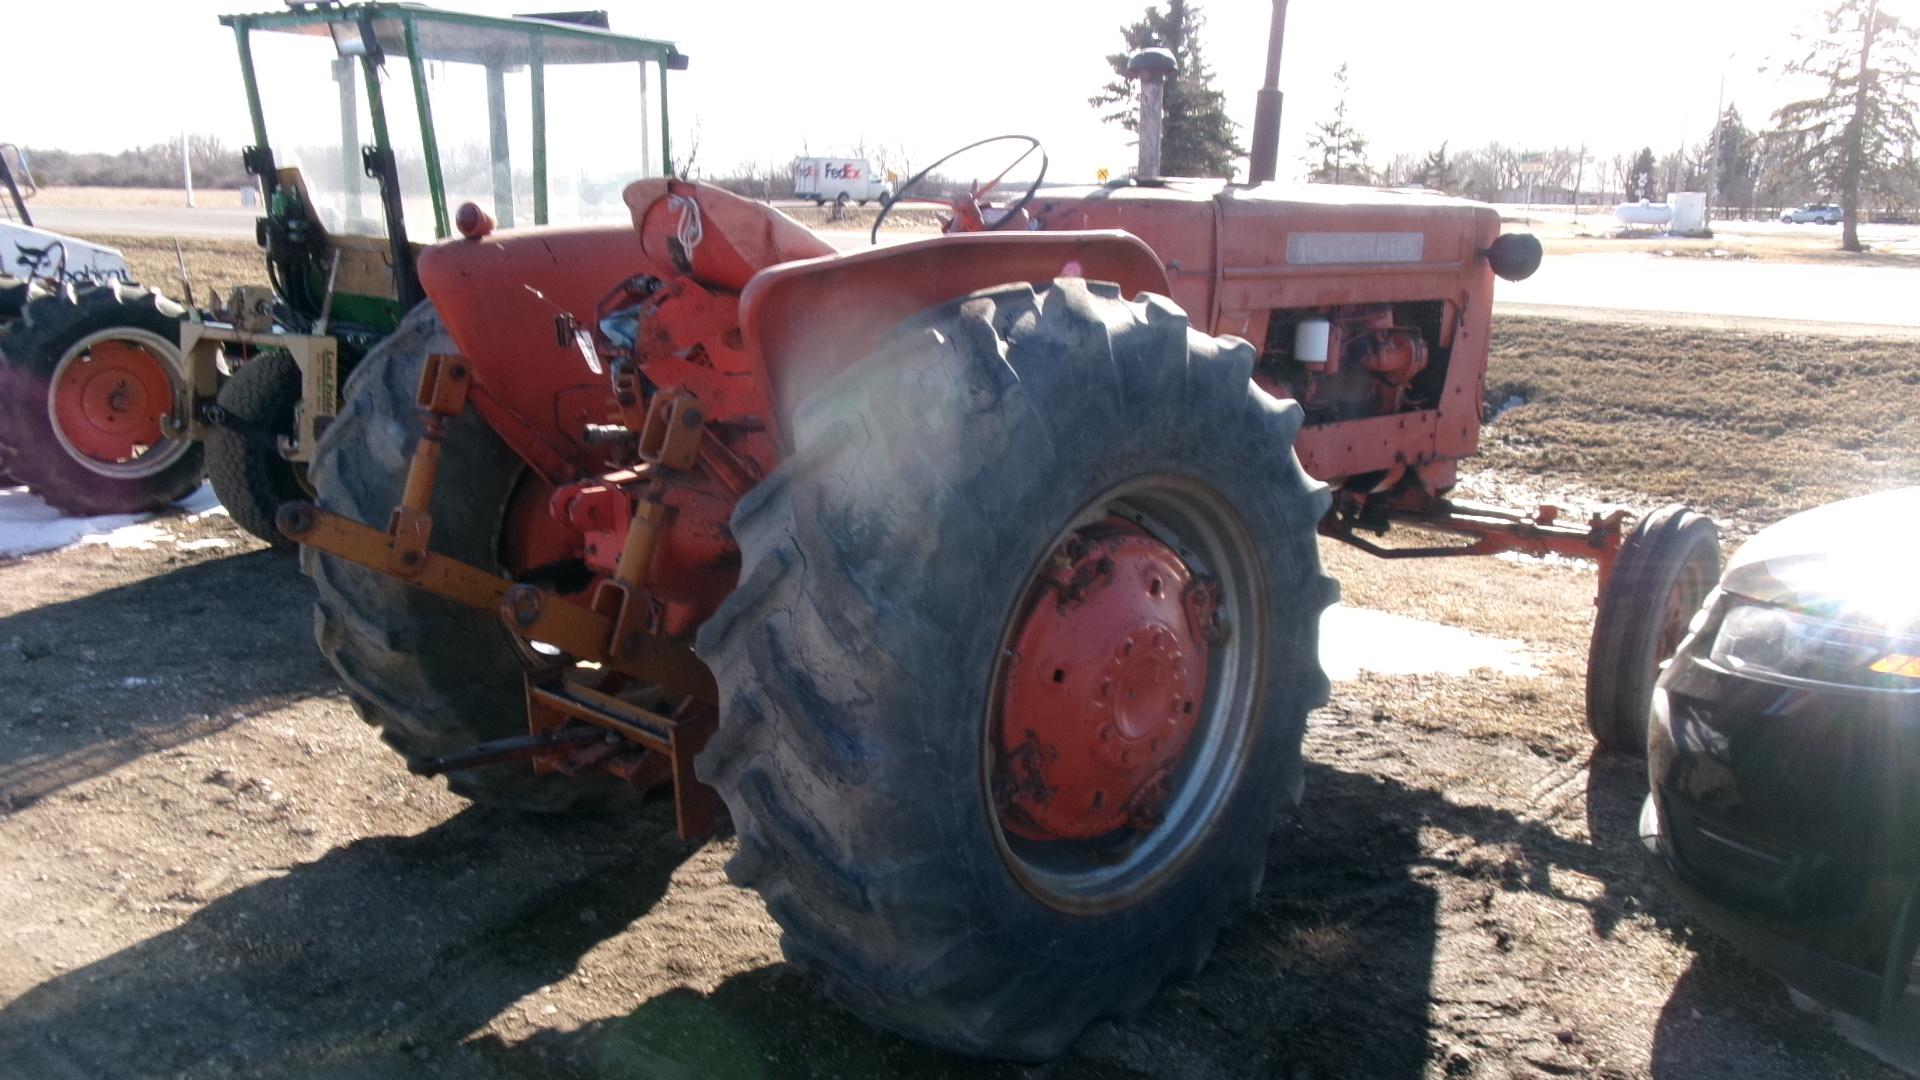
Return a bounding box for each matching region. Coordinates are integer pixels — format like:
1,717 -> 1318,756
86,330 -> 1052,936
0,3 -> 684,544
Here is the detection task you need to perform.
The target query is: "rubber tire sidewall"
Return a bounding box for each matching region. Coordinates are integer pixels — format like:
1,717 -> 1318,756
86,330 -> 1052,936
1586,504 -> 1721,753
697,280 -> 1334,1058
206,351 -> 307,550
304,303 -> 633,812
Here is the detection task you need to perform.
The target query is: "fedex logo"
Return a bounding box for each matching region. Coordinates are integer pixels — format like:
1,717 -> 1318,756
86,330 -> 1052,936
796,163 -> 817,178
826,163 -> 862,179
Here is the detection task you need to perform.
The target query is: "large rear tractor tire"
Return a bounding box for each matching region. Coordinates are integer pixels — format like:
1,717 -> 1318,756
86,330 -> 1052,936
0,274 -> 47,485
696,279 -> 1336,1058
0,282 -> 203,515
206,351 -> 309,550
304,304 -> 631,811
1586,504 -> 1721,753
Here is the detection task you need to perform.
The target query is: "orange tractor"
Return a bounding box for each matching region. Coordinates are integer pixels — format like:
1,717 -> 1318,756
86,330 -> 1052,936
285,1 -> 1718,1058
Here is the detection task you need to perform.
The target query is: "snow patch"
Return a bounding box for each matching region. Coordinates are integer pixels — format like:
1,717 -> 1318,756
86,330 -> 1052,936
0,489 -> 154,559
1494,550 -> 1597,573
176,538 -> 233,552
0,482 -> 231,559
1487,394 -> 1528,422
1319,604 -> 1541,680
177,483 -> 224,515
86,523 -> 172,550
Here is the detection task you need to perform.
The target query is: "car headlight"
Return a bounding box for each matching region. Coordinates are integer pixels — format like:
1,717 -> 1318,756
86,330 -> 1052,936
1708,601 -> 1920,692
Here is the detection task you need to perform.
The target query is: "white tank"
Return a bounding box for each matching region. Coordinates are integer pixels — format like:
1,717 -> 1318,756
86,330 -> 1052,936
1668,191 -> 1708,234
1614,199 -> 1672,226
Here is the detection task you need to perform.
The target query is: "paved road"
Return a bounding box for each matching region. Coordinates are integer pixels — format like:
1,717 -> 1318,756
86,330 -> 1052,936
38,205 -> 1919,330
31,205 -> 258,239
1497,251 -> 1920,328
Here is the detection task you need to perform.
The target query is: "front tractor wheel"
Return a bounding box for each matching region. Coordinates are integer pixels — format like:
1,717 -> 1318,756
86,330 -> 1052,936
206,351 -> 311,550
697,280 -> 1335,1057
0,283 -> 203,515
1586,504 -> 1720,753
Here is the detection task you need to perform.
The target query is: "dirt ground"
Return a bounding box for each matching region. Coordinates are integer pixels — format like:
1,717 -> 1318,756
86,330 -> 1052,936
1,307 -> 1916,1076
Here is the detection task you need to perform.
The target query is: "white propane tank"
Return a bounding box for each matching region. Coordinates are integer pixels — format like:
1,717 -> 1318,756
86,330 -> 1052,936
1614,199 -> 1673,227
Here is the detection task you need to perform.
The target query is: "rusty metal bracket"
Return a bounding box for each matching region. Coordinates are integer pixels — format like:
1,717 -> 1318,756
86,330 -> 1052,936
278,501 -> 716,703
1322,499 -> 1631,599
527,670 -> 720,840
409,726 -> 608,776
638,391 -> 705,471
383,353 -> 472,576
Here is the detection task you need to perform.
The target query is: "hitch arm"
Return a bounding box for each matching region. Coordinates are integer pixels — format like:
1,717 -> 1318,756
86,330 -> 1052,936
277,501 -> 715,704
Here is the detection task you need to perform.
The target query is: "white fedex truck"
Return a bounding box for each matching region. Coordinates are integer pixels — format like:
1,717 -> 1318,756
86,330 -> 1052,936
792,158 -> 893,207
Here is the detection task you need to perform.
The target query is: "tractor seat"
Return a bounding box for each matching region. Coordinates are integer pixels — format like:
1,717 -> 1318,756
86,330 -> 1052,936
624,179 -> 836,294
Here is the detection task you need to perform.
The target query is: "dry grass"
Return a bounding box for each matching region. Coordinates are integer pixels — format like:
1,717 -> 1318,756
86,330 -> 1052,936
1482,316 -> 1920,528
81,233 -> 265,307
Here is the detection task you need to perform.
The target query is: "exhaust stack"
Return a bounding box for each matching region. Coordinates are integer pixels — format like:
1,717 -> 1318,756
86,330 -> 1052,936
1127,48 -> 1177,179
1247,0 -> 1289,184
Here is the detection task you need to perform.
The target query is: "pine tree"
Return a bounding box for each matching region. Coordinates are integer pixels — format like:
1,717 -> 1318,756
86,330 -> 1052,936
1626,147 -> 1657,202
1710,104 -> 1757,212
1413,142 -> 1457,193
1090,1 -> 1245,179
1772,0 -> 1920,250
1304,63 -> 1370,185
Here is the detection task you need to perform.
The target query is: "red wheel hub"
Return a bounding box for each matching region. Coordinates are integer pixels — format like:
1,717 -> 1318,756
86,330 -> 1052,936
994,519 -> 1218,841
52,340 -> 173,464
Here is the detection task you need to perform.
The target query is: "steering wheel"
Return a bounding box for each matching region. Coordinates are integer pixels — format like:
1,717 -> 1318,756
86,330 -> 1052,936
870,134 -> 1048,245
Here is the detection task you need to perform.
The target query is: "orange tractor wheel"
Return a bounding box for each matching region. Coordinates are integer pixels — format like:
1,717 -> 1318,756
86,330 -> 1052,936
0,282 -> 203,515
697,280 -> 1336,1058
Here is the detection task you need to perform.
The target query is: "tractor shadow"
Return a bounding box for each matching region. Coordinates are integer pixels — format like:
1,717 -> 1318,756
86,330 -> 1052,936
479,759 -> 1656,1079
5,749 -> 1878,1079
0,548 -> 333,808
0,800 -> 697,1078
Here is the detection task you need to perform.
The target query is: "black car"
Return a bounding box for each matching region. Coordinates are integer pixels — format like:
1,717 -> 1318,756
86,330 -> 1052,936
1641,487 -> 1920,1024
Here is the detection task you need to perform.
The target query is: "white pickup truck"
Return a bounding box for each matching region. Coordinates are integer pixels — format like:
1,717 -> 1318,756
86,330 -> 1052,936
792,157 -> 893,208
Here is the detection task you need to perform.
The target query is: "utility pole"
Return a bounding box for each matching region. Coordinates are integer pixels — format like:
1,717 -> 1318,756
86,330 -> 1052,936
181,129 -> 195,209
1706,54 -> 1732,225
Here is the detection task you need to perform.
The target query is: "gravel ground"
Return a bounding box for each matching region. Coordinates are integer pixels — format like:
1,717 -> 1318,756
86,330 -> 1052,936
0,496 -> 1906,1079
1,270 -> 1916,1077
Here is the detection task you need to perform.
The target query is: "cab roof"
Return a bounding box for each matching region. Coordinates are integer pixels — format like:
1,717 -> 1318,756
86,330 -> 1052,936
220,3 -> 685,66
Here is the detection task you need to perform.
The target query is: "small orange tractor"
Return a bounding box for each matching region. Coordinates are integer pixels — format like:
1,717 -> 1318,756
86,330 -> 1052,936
285,0 -> 1719,1058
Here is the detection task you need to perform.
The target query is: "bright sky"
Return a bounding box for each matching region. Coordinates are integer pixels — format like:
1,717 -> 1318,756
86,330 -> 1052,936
10,0 -> 1911,183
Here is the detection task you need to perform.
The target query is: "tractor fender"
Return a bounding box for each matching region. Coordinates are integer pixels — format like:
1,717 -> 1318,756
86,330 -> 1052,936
417,225 -> 660,481
738,230 -> 1170,453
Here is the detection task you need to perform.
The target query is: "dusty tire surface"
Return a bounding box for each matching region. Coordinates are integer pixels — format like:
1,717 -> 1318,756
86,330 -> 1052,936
1586,504 -> 1721,752
0,274 -> 43,484
304,303 -> 630,811
0,281 -> 203,515
696,279 -> 1335,1058
206,351 -> 307,550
